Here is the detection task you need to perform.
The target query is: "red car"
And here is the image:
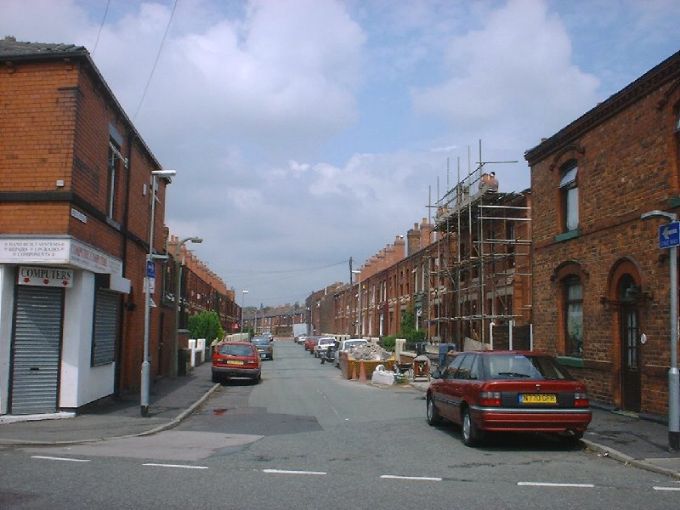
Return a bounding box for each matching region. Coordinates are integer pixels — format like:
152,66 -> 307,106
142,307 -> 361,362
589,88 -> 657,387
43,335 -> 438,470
426,350 -> 591,446
304,336 -> 320,353
212,341 -> 261,383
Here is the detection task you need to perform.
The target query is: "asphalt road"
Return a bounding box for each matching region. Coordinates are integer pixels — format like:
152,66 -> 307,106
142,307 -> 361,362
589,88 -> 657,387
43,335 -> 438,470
2,341 -> 679,509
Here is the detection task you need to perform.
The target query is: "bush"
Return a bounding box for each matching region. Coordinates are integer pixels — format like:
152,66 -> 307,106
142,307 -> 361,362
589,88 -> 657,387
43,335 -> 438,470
380,336 -> 397,351
188,311 -> 225,344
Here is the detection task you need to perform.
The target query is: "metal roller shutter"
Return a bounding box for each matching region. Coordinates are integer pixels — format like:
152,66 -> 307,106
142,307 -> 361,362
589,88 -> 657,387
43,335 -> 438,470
10,286 -> 63,415
92,289 -> 119,366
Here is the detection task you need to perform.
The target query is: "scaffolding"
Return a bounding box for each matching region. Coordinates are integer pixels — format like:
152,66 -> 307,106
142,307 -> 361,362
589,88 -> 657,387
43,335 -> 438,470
430,142 -> 532,349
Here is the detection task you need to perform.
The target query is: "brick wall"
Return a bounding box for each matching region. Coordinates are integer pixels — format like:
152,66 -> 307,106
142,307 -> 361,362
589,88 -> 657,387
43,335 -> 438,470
529,53 -> 680,415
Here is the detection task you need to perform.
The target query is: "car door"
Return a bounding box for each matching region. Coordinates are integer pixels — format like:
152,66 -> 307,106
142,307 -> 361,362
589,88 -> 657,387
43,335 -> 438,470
434,355 -> 464,421
449,354 -> 475,424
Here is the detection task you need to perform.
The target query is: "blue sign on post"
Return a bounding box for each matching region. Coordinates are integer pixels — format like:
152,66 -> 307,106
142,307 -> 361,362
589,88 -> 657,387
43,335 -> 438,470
659,221 -> 680,249
146,260 -> 156,278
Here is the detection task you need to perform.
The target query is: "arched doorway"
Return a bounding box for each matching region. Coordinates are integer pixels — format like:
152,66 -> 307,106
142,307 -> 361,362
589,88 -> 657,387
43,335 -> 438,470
618,274 -> 641,412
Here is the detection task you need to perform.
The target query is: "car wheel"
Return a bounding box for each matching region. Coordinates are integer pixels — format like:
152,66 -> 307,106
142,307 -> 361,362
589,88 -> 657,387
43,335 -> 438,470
564,430 -> 584,445
211,372 -> 220,384
461,407 -> 482,447
426,395 -> 442,426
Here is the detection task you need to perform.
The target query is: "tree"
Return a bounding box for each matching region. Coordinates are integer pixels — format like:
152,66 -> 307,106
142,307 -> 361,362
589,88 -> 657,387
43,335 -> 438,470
399,308 -> 426,344
188,311 -> 224,345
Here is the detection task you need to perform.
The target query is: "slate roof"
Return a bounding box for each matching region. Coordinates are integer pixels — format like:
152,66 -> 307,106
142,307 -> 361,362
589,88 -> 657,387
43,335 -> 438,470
0,36 -> 87,59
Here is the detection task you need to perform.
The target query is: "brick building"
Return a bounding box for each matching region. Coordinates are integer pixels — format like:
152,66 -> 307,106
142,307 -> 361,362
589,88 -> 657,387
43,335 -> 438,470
526,50 -> 680,416
0,38 -> 174,415
330,182 -> 532,348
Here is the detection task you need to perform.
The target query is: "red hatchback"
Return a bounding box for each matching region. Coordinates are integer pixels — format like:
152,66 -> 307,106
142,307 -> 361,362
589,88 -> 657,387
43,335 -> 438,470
212,341 -> 261,383
426,351 -> 591,446
304,336 -> 320,353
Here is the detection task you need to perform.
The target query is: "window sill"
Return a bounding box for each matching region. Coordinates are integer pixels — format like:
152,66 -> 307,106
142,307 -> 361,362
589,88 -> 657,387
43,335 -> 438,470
668,196 -> 680,209
554,229 -> 580,243
557,356 -> 584,368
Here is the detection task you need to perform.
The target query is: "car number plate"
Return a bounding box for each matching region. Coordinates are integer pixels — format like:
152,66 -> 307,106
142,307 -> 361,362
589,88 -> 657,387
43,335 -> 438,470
226,360 -> 244,365
520,393 -> 557,404
260,353 -> 266,359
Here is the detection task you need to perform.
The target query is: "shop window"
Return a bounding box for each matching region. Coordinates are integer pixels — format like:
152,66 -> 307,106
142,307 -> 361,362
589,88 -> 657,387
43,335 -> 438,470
563,275 -> 583,357
560,161 -> 579,232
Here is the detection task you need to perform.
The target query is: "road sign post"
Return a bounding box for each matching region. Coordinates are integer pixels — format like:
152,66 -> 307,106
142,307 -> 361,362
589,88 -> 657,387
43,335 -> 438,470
644,211 -> 680,451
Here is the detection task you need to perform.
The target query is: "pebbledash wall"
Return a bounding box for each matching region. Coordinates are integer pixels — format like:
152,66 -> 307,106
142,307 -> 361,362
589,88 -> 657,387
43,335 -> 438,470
526,50 -> 680,416
0,38 -> 172,415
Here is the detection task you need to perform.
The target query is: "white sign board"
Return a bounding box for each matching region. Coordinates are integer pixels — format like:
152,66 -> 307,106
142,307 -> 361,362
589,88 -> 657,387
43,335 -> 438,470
17,266 -> 74,288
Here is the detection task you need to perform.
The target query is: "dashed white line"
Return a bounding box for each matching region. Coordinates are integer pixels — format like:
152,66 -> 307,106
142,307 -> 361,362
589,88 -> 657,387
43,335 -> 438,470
518,482 -> 595,488
31,455 -> 90,463
142,463 -> 208,470
381,475 -> 442,482
653,486 -> 680,491
262,469 -> 327,476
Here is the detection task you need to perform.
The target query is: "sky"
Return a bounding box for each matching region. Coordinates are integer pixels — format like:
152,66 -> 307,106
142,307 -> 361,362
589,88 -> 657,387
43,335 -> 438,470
1,0 -> 679,308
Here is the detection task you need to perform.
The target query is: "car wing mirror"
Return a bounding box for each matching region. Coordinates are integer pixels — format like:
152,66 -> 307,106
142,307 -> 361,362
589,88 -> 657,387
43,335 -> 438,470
431,368 -> 442,379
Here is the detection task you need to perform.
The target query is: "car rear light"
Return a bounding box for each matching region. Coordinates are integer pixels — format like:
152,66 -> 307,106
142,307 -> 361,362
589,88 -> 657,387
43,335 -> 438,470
479,391 -> 501,407
574,392 -> 589,408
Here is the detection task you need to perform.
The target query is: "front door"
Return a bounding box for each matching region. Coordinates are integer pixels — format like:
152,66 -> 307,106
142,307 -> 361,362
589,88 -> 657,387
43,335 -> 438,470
619,275 -> 641,412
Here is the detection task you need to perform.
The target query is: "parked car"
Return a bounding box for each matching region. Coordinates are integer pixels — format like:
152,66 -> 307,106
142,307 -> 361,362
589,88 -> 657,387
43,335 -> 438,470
212,341 -> 261,383
313,337 -> 336,358
251,336 -> 274,360
334,338 -> 368,367
304,336 -> 320,352
426,350 -> 591,447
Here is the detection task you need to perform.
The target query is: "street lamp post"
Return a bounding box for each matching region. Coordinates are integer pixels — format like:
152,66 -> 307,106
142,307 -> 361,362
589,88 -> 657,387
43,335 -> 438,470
171,236 -> 203,377
240,289 -> 248,332
641,210 -> 679,451
142,169 -> 176,417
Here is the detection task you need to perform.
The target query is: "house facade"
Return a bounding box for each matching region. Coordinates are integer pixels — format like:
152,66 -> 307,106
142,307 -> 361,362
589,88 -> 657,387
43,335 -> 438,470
526,50 -> 680,416
0,38 -> 173,415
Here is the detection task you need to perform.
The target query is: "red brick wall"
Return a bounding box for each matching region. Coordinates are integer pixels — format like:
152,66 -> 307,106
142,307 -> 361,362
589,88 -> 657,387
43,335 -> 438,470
1,56 -> 175,393
530,64 -> 680,415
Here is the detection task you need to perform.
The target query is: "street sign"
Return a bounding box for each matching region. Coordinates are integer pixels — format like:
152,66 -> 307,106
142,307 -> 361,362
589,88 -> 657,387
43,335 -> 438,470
659,221 -> 680,249
146,260 -> 156,278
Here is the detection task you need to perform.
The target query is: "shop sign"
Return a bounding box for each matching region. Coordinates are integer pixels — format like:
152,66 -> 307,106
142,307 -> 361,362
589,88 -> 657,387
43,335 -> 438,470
17,266 -> 73,288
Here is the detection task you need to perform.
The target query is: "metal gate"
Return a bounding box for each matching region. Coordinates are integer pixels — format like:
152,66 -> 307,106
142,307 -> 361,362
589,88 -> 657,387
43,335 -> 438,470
10,285 -> 64,414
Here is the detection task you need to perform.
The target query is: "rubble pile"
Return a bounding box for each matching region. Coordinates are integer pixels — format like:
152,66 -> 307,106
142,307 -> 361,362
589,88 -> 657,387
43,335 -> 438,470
349,343 -> 392,361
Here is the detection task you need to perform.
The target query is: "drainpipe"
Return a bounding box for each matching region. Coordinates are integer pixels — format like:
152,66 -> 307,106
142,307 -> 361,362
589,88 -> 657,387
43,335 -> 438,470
115,131 -> 134,396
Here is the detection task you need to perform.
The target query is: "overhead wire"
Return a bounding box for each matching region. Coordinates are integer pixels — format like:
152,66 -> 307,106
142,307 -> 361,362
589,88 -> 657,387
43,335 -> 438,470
133,0 -> 179,120
92,0 -> 111,56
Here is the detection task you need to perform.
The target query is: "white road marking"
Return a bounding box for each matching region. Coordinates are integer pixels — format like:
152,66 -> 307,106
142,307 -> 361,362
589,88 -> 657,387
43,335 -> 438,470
31,455 -> 90,463
653,486 -> 680,491
518,482 -> 595,488
142,463 -> 208,470
263,469 -> 327,476
381,475 -> 442,482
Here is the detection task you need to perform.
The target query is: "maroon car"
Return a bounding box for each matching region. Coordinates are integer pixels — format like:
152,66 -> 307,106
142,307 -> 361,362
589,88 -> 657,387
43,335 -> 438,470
426,350 -> 591,446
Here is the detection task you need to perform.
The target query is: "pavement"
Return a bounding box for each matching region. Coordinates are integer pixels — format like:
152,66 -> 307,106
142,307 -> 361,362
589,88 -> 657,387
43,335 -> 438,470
1,360 -> 679,481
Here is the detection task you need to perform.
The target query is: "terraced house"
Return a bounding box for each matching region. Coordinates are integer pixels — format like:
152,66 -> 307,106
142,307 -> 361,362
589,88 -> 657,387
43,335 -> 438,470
526,50 -> 680,417
0,37 -> 195,416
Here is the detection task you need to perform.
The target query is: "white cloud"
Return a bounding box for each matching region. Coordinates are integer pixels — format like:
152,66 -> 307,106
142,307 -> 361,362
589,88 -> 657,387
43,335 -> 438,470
412,0 -> 600,146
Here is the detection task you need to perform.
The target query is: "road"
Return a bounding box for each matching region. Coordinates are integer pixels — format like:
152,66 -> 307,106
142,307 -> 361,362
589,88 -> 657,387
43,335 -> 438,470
2,341 -> 679,509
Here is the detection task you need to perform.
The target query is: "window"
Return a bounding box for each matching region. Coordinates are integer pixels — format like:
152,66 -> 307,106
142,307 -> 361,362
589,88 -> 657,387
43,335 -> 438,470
560,161 -> 579,231
444,355 -> 464,379
107,140 -> 122,219
563,276 -> 583,357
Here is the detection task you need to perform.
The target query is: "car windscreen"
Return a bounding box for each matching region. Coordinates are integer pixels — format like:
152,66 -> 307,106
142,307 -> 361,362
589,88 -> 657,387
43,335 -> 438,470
251,338 -> 269,345
345,341 -> 366,349
483,354 -> 572,380
217,344 -> 254,357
